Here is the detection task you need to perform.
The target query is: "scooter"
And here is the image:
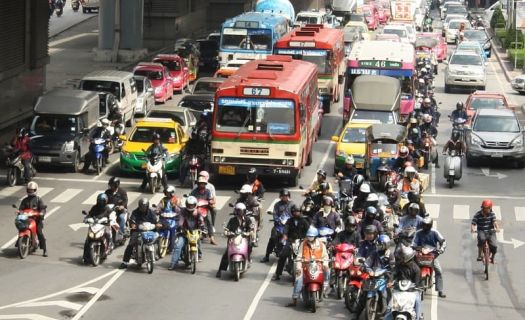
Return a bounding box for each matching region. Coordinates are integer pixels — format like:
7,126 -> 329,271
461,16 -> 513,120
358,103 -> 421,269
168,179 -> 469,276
89,138 -> 107,175
71,0 -> 80,11
443,149 -> 462,188
82,210 -> 112,266
142,152 -> 164,194
55,0 -> 64,17
415,245 -> 437,299
5,147 -> 36,186
132,222 -> 158,274
106,120 -> 124,154
362,264 -> 389,319
301,258 -> 327,313
268,210 -> 289,257
181,229 -> 202,274
187,154 -> 202,187
344,258 -> 369,312
227,229 -> 251,281
333,243 -> 356,300
157,210 -> 178,258
110,208 -> 127,247
450,116 -> 467,142
13,205 -> 44,259
391,280 -> 420,320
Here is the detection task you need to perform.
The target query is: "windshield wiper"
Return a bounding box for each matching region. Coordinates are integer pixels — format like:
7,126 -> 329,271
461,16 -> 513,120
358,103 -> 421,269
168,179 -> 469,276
236,111 -> 251,139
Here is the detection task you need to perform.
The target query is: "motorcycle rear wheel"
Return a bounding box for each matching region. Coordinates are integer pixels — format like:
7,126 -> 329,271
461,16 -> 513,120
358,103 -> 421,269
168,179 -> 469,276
191,251 -> 198,274
366,296 -> 379,320
7,168 -> 18,187
158,237 -> 169,258
234,262 -> 241,281
96,158 -> 102,175
89,243 -> 101,266
17,236 -> 30,259
146,250 -> 154,274
344,286 -> 359,311
448,177 -> 454,188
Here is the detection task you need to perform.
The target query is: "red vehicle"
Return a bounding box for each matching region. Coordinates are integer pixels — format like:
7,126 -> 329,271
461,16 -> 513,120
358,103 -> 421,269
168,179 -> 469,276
301,258 -> 326,313
153,54 -> 190,93
362,5 -> 379,30
333,243 -> 356,300
133,62 -> 174,103
464,91 -> 510,124
377,4 -> 389,24
417,32 -> 447,62
344,258 -> 370,312
416,246 -> 437,298
14,207 -> 42,259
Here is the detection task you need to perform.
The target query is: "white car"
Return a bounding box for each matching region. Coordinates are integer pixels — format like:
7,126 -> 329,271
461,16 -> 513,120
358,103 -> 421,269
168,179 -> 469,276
441,2 -> 462,19
444,51 -> 486,92
442,14 -> 464,36
294,10 -> 340,28
511,74 -> 525,94
445,18 -> 471,43
382,25 -> 410,43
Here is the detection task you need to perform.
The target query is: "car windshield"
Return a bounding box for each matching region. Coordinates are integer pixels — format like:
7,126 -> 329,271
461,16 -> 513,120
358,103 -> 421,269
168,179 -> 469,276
450,54 -> 482,65
473,115 -> 520,132
445,15 -> 463,23
457,44 -> 482,55
221,29 -> 272,51
341,127 -> 367,143
449,21 -> 470,29
130,127 -> 177,143
345,25 -> 367,34
470,98 -> 506,110
296,15 -> 319,24
178,97 -> 214,112
134,70 -> 164,81
352,110 -> 395,124
276,49 -> 331,74
135,80 -> 144,93
32,115 -> 79,135
149,111 -> 186,126
448,7 -> 466,14
215,98 -> 296,135
384,28 -> 406,38
154,59 -> 181,71
80,80 -> 120,99
193,81 -> 222,94
350,14 -> 364,21
464,30 -> 487,40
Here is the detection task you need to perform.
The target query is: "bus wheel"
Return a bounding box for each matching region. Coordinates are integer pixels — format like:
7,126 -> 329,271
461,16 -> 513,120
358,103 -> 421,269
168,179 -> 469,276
288,173 -> 299,187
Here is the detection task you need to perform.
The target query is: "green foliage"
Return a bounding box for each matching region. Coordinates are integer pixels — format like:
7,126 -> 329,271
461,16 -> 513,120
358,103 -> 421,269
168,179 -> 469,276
504,28 -> 524,49
490,5 -> 505,29
508,48 -> 525,68
495,28 -> 507,45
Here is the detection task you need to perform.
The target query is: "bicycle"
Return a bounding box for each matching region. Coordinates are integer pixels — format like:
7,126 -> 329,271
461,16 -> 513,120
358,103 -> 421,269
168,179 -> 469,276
473,230 -> 493,280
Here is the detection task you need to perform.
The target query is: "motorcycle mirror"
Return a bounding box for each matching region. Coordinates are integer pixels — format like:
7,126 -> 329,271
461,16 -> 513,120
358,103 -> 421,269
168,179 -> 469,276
152,204 -> 157,208
266,210 -> 273,215
12,204 -> 17,209
183,194 -> 188,197
233,190 -> 239,194
299,185 -> 304,190
228,203 -> 234,208
82,210 -> 88,215
438,102 -> 442,104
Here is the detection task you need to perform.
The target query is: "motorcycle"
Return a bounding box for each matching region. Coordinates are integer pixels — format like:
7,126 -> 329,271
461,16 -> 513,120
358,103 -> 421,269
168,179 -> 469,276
187,154 -> 202,187
5,147 -> 36,186
391,280 -> 420,320
157,210 -> 178,258
106,120 -> 124,154
268,210 -> 289,257
89,138 -> 107,175
132,222 -> 158,274
55,0 -> 64,17
333,243 -> 356,300
13,205 -> 44,259
344,258 -> 369,312
450,116 -> 467,143
443,149 -> 462,188
420,133 -> 436,170
285,238 -> 301,282
337,178 -> 354,217
415,246 -> 437,298
181,229 -> 202,274
362,264 -> 389,320
300,258 -> 328,313
142,151 -> 164,194
71,0 -> 80,11
82,210 -> 112,266
227,229 -> 251,281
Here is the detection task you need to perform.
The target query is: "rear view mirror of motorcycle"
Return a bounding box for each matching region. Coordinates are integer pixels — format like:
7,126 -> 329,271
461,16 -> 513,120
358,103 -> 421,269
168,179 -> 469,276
183,194 -> 188,198
228,203 -> 234,208
82,210 -> 88,215
267,210 -> 273,215
438,102 -> 442,104
234,190 -> 239,194
12,204 -> 17,209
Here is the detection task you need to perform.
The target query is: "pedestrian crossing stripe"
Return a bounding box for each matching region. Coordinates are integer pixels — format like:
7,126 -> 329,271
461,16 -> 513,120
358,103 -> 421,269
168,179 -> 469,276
453,205 -> 470,220
0,186 -> 24,198
426,203 -> 440,219
50,189 -> 83,203
493,206 -> 502,220
515,207 -> 525,221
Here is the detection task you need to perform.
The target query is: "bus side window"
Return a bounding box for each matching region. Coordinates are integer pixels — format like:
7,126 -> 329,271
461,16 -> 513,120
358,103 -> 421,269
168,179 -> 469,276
300,103 -> 306,124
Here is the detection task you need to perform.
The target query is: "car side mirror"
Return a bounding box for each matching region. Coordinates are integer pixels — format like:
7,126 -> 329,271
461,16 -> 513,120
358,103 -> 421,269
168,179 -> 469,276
82,210 -> 88,215
12,204 -> 17,209
443,60 -> 449,65
181,136 -> 189,144
119,134 -> 127,141
331,135 -> 339,142
147,87 -> 154,93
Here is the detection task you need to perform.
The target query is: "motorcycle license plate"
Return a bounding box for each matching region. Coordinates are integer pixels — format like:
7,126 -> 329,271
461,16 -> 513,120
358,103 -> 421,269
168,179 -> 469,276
39,156 -> 52,163
355,162 -> 364,169
218,165 -> 235,175
491,153 -> 503,158
141,163 -> 147,169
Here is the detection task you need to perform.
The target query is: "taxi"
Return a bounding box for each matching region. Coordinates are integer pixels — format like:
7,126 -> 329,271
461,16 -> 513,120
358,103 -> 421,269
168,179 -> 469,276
152,54 -> 190,93
213,59 -> 250,78
331,121 -> 378,173
119,118 -> 189,175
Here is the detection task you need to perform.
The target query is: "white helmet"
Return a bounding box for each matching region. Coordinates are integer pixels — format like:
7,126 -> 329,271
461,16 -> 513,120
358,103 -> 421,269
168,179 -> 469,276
101,118 -> 110,127
423,114 -> 432,123
420,67 -> 428,74
27,181 -> 38,195
345,155 -> 355,165
366,193 -> 379,202
423,97 -> 431,104
165,185 -> 176,195
234,202 -> 246,211
360,183 -> 371,193
240,184 -> 252,194
185,196 -> 198,212
404,166 -> 417,175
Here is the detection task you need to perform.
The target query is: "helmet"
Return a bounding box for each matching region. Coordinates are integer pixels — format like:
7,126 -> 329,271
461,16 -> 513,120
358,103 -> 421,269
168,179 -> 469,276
481,199 -> 493,209
18,128 -> 28,137
423,114 -> 432,123
152,132 -> 161,141
234,202 -> 246,215
97,193 -> 108,206
456,101 -> 464,110
359,183 -> 371,193
164,185 -> 176,196
353,174 -> 364,187
199,170 -> 210,180
400,146 -> 409,157
101,118 -> 110,127
185,196 -> 198,212
27,181 -> 38,195
279,188 -> 290,197
407,191 -> 420,203
397,246 -> 416,264
240,184 -> 252,194
423,97 -> 431,104
197,176 -> 207,184
322,196 -> 334,206
346,216 -> 357,227
306,226 -> 319,238
316,169 -> 327,178
319,182 -> 329,192
365,206 -> 378,219
363,224 -> 378,236
291,205 -> 301,214
408,203 -> 420,214
138,198 -> 149,211
420,68 -> 428,74
377,234 -> 391,250
410,117 -> 418,124
108,176 -> 120,188
404,166 -> 417,176
248,167 -> 257,176
451,131 -> 460,141
422,217 -> 433,230
366,193 -> 379,203
345,155 -> 355,165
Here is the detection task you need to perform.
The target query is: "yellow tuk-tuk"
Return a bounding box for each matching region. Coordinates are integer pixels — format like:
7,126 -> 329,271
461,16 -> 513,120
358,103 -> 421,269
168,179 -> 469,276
365,123 -> 406,184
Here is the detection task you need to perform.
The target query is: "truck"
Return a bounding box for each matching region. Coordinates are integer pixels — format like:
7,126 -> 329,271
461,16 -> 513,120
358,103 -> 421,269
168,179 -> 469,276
255,0 -> 296,24
331,0 -> 358,23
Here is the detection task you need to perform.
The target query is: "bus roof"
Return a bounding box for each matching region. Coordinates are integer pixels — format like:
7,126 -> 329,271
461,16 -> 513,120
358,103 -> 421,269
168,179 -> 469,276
352,75 -> 400,111
274,24 -> 344,50
348,40 -> 415,63
218,55 -> 317,95
222,11 -> 289,29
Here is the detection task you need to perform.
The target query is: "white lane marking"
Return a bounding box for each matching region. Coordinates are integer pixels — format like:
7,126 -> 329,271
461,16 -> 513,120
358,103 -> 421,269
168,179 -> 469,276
515,207 -> 525,221
492,206 -> 502,221
453,204 -> 470,220
424,193 -> 525,200
126,192 -> 142,206
426,203 -> 440,219
242,263 -> 277,320
35,187 -> 54,199
50,189 -> 83,203
91,159 -> 120,181
431,164 -> 436,194
0,314 -> 56,320
35,177 -> 137,185
1,206 -> 61,250
71,270 -> 125,320
66,287 -> 99,295
149,193 -> 165,206
214,195 -> 231,211
49,33 -> 93,47
82,191 -> 104,205
431,290 -> 438,320
69,223 -> 87,232
309,122 -> 343,186
17,300 -> 82,310
0,186 -> 24,198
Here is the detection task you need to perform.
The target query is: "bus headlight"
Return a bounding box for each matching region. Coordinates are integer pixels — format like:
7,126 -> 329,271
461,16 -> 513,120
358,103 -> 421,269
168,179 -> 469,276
213,156 -> 226,163
287,160 -> 294,166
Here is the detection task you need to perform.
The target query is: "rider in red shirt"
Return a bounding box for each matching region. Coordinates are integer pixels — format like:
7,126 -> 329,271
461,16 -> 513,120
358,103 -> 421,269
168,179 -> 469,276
11,128 -> 33,182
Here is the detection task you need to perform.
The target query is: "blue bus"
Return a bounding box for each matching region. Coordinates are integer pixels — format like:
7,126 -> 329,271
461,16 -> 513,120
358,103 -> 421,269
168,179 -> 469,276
219,12 -> 289,67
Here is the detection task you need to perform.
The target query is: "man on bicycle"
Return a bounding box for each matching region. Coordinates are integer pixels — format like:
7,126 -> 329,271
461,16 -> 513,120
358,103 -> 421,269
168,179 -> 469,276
471,199 -> 500,263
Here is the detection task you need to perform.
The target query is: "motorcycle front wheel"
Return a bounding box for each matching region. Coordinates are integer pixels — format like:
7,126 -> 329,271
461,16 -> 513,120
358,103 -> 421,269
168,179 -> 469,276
89,242 -> 101,266
96,157 -> 102,175
149,177 -> 157,194
17,235 -> 30,259
191,251 -> 198,274
309,291 -> 317,313
146,249 -> 154,274
158,236 -> 169,258
7,167 -> 18,187
234,261 -> 241,281
336,275 -> 344,300
448,176 -> 454,188
366,295 -> 379,320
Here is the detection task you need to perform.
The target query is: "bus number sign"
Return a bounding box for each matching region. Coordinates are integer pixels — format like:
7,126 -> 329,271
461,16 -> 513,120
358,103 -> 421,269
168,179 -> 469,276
243,87 -> 270,96
358,60 -> 402,69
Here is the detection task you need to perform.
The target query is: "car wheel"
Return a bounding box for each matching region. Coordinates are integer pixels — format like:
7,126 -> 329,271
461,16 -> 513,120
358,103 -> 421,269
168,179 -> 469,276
73,151 -> 83,173
466,153 -> 476,167
444,84 -> 450,93
480,86 -> 486,91
517,158 -> 525,169
82,7 -> 87,13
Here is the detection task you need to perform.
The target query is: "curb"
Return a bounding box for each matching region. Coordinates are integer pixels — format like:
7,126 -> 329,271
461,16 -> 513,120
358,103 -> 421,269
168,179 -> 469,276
490,37 -> 514,82
49,14 -> 98,41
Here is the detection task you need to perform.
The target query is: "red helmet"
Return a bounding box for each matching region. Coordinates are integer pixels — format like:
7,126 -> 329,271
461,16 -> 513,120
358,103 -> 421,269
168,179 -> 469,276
481,199 -> 493,209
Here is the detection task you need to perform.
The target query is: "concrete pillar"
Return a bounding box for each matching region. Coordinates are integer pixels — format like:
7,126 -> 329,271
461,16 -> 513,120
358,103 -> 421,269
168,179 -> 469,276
121,0 -> 144,49
98,0 -> 115,49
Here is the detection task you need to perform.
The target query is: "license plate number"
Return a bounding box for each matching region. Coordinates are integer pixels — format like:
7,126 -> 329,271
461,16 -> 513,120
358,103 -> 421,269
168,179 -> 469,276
39,156 -> 51,163
356,162 -> 364,169
273,168 -> 291,175
141,163 -> 147,169
491,153 -> 503,158
218,165 -> 235,175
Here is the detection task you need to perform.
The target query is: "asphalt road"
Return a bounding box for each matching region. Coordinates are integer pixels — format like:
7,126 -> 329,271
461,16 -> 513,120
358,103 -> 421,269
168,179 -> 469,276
1,15 -> 525,320
49,2 -> 97,38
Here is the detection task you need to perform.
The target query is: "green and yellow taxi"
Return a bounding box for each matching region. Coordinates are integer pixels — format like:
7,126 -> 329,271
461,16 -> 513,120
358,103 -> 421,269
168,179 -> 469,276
331,120 -> 378,173
119,117 -> 189,175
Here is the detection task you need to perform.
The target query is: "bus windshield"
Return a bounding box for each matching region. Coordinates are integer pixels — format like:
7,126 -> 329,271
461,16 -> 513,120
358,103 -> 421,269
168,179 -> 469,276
275,49 -> 331,74
215,97 -> 296,135
221,28 -> 272,51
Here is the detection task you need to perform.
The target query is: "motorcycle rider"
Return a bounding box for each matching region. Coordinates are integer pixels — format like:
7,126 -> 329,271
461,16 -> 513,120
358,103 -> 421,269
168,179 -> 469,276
11,128 -> 33,182
139,133 -> 169,190
287,226 -> 330,307
450,101 -> 468,121
119,198 -> 159,269
352,174 -> 365,197
246,168 -> 265,198
273,205 -> 310,281
402,191 -> 428,217
359,206 -> 384,238
397,203 -> 424,233
216,202 -> 255,278
407,126 -> 422,149
261,188 -> 295,263
392,146 -> 414,173
333,216 -> 361,246
337,155 -> 358,180
190,176 -> 217,245
197,171 -> 217,228
237,184 -> 261,236
156,185 -> 180,213
352,182 -> 371,213
471,199 -> 500,263
82,119 -> 111,172
19,181 -> 47,257
398,166 -> 422,193
365,192 -> 385,222
311,196 -> 342,233
105,177 -> 129,236
419,114 -> 438,139
443,131 -> 466,156
305,169 -> 334,194
169,196 -> 205,269
406,140 -> 423,167
412,217 -> 447,298
83,193 -> 112,263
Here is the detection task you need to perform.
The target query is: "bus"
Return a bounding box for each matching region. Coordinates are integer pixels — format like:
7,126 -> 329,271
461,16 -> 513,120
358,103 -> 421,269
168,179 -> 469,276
343,40 -> 415,124
219,12 -> 289,68
274,24 -> 346,114
211,55 -> 321,186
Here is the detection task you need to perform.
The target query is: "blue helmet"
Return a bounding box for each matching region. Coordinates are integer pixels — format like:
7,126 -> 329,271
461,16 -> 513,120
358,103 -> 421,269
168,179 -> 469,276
306,226 -> 319,238
377,234 -> 391,251
96,193 -> 108,206
365,206 -> 377,219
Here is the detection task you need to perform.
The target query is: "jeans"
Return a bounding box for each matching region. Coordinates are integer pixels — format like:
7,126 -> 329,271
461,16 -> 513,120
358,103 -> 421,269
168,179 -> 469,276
22,158 -> 31,181
384,291 -> 421,320
122,232 -> 140,263
276,243 -> 292,276
118,212 -> 127,235
292,269 -> 330,299
170,235 -> 202,266
434,258 -> 444,292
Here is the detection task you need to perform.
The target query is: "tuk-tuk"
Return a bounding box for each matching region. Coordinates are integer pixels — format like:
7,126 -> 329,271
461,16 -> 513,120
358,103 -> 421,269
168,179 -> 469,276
365,123 -> 407,183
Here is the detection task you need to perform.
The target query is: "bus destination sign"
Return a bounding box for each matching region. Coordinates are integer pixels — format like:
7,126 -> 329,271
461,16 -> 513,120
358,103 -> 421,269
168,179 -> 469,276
358,60 -> 402,69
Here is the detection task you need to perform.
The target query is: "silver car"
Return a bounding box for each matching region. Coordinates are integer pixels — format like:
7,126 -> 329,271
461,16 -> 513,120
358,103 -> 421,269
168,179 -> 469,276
133,76 -> 155,117
511,74 -> 525,94
466,108 -> 525,168
444,51 -> 486,92
148,105 -> 197,137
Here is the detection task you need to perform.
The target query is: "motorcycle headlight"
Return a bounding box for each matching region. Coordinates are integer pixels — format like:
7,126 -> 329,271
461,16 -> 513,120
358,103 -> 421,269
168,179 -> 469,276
89,231 -> 96,238
511,135 -> 523,147
64,141 -> 75,152
471,134 -> 483,146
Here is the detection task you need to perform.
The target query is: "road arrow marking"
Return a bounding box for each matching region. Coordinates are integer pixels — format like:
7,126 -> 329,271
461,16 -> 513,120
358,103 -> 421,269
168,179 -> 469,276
17,300 -> 82,311
496,230 -> 525,249
480,167 -> 507,179
68,223 -> 87,231
0,314 -> 56,320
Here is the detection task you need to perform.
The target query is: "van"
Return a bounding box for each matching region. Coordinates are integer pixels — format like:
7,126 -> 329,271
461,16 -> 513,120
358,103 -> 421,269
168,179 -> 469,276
30,88 -> 108,172
81,0 -> 100,13
79,70 -> 138,126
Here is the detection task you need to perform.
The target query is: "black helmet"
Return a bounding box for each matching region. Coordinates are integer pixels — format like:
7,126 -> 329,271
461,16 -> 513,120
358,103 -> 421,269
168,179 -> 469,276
138,198 -> 150,211
291,205 -> 301,214
108,176 -> 120,188
353,174 -> 364,187
407,191 -> 420,203
363,224 -> 378,236
346,215 -> 357,227
316,169 -> 327,178
365,206 -> 378,219
322,196 -> 334,206
422,217 -> 433,230
396,245 -> 416,264
452,131 -> 460,141
456,101 -> 464,110
279,188 -> 290,197
319,182 -> 329,192
152,132 -> 161,141
97,193 -> 108,206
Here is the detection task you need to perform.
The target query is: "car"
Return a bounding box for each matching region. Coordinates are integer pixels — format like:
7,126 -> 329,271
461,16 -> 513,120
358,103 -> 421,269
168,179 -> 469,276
464,91 -> 510,123
442,14 -> 465,36
375,34 -> 401,41
214,59 -> 250,78
456,41 -> 487,61
207,32 -> 221,46
416,32 -> 447,61
344,21 -> 372,41
133,76 -> 155,117
465,108 -> 525,168
331,121 -> 377,173
382,24 -> 410,43
133,63 -> 173,104
441,2 -> 462,19
191,77 -> 225,95
511,74 -> 525,94
148,105 -> 197,137
81,0 -> 99,13
177,94 -> 214,118
294,10 -> 340,28
463,29 -> 492,57
445,5 -> 468,19
393,22 -> 416,44
197,39 -> 219,71
152,54 -> 190,93
362,5 -> 379,30
445,18 -> 471,44
444,51 -> 486,92
120,117 -> 189,175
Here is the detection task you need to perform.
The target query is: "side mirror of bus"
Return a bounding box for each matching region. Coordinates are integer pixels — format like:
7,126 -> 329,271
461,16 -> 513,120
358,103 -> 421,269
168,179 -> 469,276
331,135 -> 339,142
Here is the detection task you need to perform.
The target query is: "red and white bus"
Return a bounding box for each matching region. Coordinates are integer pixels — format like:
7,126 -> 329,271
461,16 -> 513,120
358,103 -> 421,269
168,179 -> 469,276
211,55 -> 321,186
274,24 -> 345,114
